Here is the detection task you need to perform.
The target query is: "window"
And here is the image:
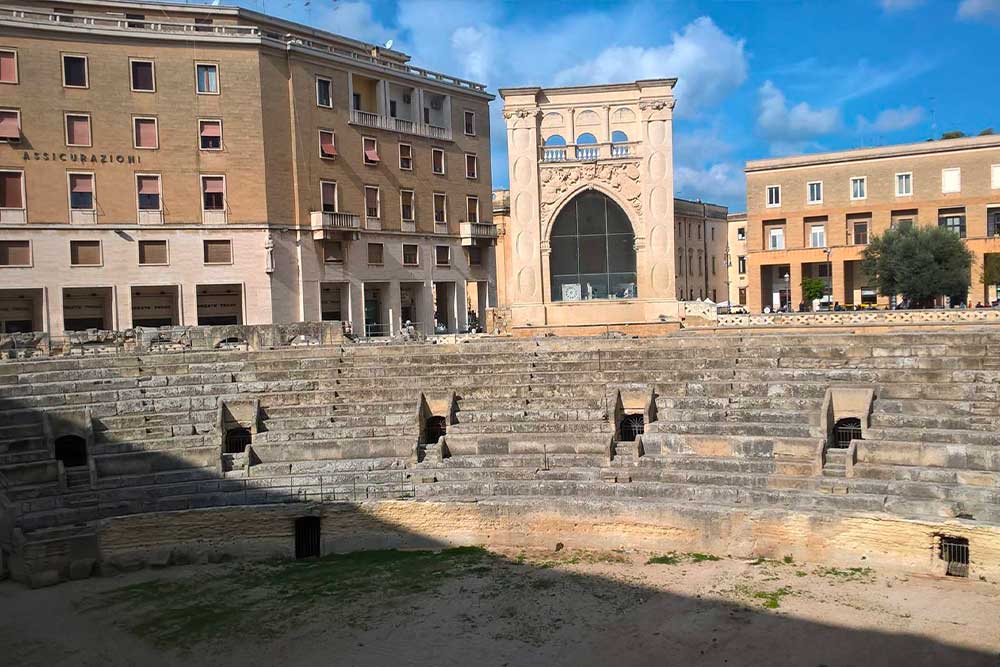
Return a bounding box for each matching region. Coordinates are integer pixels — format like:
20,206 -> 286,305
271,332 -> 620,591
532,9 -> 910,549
195,63 -> 219,94
939,207 -> 966,238
435,245 -> 450,266
942,168 -> 961,193
70,240 -> 101,266
767,225 -> 785,250
398,143 -> 412,170
0,49 -> 17,84
766,185 -> 780,208
809,223 -> 825,248
464,110 -> 476,136
130,59 -> 155,92
850,176 -> 867,200
891,210 -> 917,230
0,109 -> 20,142
711,256 -> 716,275
466,196 -> 479,223
316,76 -> 332,108
352,93 -> 361,111
993,164 -> 1000,190
125,13 -> 145,28
367,242 -> 383,265
853,221 -> 869,245
364,186 -> 380,219
133,117 -> 158,149
323,240 -> 343,263
318,129 -> 336,159
896,172 -> 912,197
0,170 -> 24,210
203,240 -> 232,264
465,153 -> 478,179
200,119 -> 222,150
138,240 -> 168,265
400,189 -> 414,221
363,136 -> 379,165
0,240 -> 30,266
136,174 -> 161,210
194,18 -> 213,32
320,180 -> 337,212
201,176 -> 226,211
433,193 -> 447,224
467,245 -> 482,266
432,148 -> 445,174
62,55 -> 88,88
63,113 -> 90,147
737,256 -> 747,274
402,243 -> 419,266
989,207 -> 1000,237
737,227 -> 746,241
68,173 -> 94,210
807,181 -> 823,204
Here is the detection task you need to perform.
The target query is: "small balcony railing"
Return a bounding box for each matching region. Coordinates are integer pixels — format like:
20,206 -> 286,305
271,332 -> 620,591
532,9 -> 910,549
540,141 -> 640,164
349,109 -> 453,141
310,210 -> 361,239
460,221 -> 497,246
0,208 -> 27,224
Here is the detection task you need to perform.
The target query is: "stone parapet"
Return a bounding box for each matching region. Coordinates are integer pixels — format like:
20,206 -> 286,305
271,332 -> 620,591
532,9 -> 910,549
716,308 -> 1000,328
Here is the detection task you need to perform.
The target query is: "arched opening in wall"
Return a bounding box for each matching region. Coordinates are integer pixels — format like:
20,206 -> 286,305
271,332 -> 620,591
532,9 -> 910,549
54,435 -> 87,468
542,134 -> 567,162
619,414 -> 644,442
550,191 -> 637,302
544,134 -> 567,146
294,516 -> 321,559
224,427 -> 252,454
611,130 -> 628,143
575,132 -> 598,160
610,130 -> 630,157
831,418 -> 862,448
423,416 -> 447,445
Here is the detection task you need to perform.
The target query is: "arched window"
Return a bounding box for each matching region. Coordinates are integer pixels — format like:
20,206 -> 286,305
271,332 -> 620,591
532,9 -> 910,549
619,414 -> 644,441
611,130 -> 628,143
424,416 -> 447,444
831,418 -> 862,448
575,132 -> 597,145
54,435 -> 87,468
550,190 -> 636,302
544,134 -> 567,146
610,130 -> 631,157
575,133 -> 598,160
224,427 -> 252,454
542,134 -> 567,162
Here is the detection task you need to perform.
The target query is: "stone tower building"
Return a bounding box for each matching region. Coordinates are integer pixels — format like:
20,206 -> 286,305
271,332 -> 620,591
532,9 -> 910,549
498,80 -> 681,332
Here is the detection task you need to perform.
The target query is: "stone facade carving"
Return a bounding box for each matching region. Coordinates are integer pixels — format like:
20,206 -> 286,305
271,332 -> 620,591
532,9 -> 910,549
539,161 -> 642,226
638,98 -> 675,111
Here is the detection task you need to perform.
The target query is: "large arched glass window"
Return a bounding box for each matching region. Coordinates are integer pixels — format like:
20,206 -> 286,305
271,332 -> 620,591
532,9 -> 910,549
550,190 -> 636,302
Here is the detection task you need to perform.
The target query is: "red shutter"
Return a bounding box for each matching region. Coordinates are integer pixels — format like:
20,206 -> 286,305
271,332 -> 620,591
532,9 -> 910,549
0,172 -> 23,208
0,111 -> 19,140
364,147 -> 380,162
202,177 -> 224,193
70,174 -> 93,193
0,51 -> 15,83
67,115 -> 91,145
135,119 -> 157,148
137,175 -> 160,195
200,121 -> 221,137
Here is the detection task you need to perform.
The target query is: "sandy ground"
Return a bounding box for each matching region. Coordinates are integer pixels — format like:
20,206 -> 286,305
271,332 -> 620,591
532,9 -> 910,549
1,547 -> 998,667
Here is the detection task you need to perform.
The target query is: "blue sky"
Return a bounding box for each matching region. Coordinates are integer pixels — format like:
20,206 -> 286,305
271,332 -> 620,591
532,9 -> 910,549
236,0 -> 998,210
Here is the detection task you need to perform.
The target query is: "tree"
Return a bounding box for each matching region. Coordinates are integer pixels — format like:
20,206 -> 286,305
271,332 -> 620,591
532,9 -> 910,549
861,225 -> 973,308
981,254 -> 1000,287
941,130 -> 966,140
979,128 -> 996,136
801,277 -> 827,304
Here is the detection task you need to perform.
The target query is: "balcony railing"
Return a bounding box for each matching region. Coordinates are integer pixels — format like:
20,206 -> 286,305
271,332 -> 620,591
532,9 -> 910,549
350,109 -> 452,141
0,7 -> 261,37
460,221 -> 498,246
310,211 -> 361,239
0,208 -> 27,224
70,210 -> 97,225
540,141 -> 640,164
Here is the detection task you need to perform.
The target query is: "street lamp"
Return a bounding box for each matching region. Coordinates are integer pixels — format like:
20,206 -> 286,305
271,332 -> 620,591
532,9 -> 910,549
783,271 -> 790,311
825,247 -> 833,309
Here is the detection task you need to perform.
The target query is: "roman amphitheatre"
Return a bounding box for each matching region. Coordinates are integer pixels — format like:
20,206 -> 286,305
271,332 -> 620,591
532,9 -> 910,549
2,320 -> 1000,665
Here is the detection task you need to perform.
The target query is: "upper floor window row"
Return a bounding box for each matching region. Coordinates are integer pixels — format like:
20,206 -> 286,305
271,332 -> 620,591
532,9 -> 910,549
50,53 -> 220,94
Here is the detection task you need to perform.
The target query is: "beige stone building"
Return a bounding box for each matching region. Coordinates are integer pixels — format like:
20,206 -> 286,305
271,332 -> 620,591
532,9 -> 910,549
673,198 -> 728,303
745,134 -> 1000,312
0,0 -> 496,336
726,211 -> 748,306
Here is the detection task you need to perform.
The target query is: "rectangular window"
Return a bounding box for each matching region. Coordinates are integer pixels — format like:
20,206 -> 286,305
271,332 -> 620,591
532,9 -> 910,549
316,76 -> 332,108
942,167 -> 961,193
400,189 -> 414,221
352,93 -> 361,111
737,227 -> 746,241
466,196 -> 479,223
195,63 -> 219,94
363,136 -> 379,165
203,239 -> 232,264
993,164 -> 1000,190
434,193 -> 447,224
850,176 -> 867,200
68,173 -> 94,210
853,221 -> 869,245
0,109 -> 20,142
125,13 -> 145,28
365,186 -> 380,219
766,185 -> 780,207
70,240 -> 101,266
0,49 -> 17,84
0,170 -> 23,210
133,117 -> 158,149
399,143 -> 413,170
465,153 -> 478,179
136,174 -> 161,210
809,224 -> 825,248
435,245 -> 450,266
767,225 -> 785,250
891,210 -> 917,230
323,240 -> 343,263
200,119 -> 223,150
130,59 -> 155,92
464,110 -> 476,136
432,148 -> 445,175
321,180 -> 337,213
737,256 -> 747,274
319,129 -> 337,159
896,172 -> 912,196
0,240 -> 30,266
807,181 -> 822,204
939,207 -> 966,238
367,242 -> 383,265
62,55 -> 88,88
988,207 -> 1000,237
402,243 -> 419,266
138,240 -> 168,265
64,113 -> 91,147
201,176 -> 226,211
467,245 -> 482,266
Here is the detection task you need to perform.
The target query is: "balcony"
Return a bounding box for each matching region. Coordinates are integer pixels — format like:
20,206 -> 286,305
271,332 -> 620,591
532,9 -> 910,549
460,221 -> 498,246
0,208 -> 26,224
540,141 -> 640,164
70,210 -> 97,225
349,109 -> 452,141
138,210 -> 164,225
310,211 -> 361,240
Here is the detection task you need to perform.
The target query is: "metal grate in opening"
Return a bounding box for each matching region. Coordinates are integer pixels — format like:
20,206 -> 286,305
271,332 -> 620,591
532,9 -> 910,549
424,416 -> 447,445
224,427 -> 252,454
832,417 -> 862,449
619,414 -> 645,442
939,535 -> 969,577
54,435 -> 88,468
295,516 -> 321,559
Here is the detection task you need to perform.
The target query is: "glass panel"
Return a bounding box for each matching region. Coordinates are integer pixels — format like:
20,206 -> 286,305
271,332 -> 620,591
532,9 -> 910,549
606,200 -> 632,234
609,273 -> 638,299
551,275 -> 580,302
578,235 -> 607,274
579,274 -> 609,300
577,193 -> 605,235
549,236 -> 578,275
550,206 -> 577,237
607,234 -> 635,273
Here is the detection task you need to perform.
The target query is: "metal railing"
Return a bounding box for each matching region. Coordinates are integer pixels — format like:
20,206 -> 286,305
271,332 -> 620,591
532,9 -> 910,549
349,109 -> 453,141
1,7 -> 261,37
460,221 -> 498,240
540,141 -> 640,163
310,210 -> 361,231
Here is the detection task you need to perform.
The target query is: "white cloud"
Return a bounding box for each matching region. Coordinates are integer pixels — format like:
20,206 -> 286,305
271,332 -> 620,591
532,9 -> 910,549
756,81 -> 840,153
879,0 -> 925,11
675,163 -> 745,203
552,17 -> 747,117
857,106 -> 926,133
317,1 -> 395,45
958,0 -> 1000,20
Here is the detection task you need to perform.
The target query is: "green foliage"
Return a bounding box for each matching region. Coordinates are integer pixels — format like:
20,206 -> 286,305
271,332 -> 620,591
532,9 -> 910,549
982,254 -> 1000,287
800,277 -> 827,303
941,130 -> 966,139
646,552 -> 681,565
687,552 -> 721,562
979,128 -> 996,136
753,586 -> 793,609
860,225 -> 973,307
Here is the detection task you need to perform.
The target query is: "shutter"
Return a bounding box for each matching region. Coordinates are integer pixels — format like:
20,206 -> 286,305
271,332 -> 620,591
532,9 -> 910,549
0,240 -> 29,266
200,120 -> 221,137
67,116 -> 91,145
137,175 -> 160,195
0,111 -> 19,140
0,172 -> 22,208
203,177 -> 225,193
70,174 -> 93,193
135,119 -> 157,147
71,241 -> 101,265
0,51 -> 15,83
204,240 -> 232,264
139,240 -> 167,264
321,182 -> 336,209
364,147 -> 380,162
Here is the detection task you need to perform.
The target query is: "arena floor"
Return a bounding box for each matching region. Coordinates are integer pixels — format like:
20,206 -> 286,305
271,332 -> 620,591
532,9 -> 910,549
2,547 -> 998,666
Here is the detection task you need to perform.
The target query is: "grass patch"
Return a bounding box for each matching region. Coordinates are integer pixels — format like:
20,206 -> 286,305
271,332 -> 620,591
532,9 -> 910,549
646,552 -> 682,565
815,566 -> 874,582
751,586 -> 793,609
687,552 -> 721,563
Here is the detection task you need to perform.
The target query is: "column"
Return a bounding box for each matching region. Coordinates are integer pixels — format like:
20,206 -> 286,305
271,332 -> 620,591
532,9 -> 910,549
971,249 -> 986,306
180,283 -> 199,326
417,281 -> 435,337
454,280 -> 468,332
117,285 -> 132,330
789,262 -> 803,309
348,278 -> 364,336
387,280 -> 401,336
48,286 -> 65,335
